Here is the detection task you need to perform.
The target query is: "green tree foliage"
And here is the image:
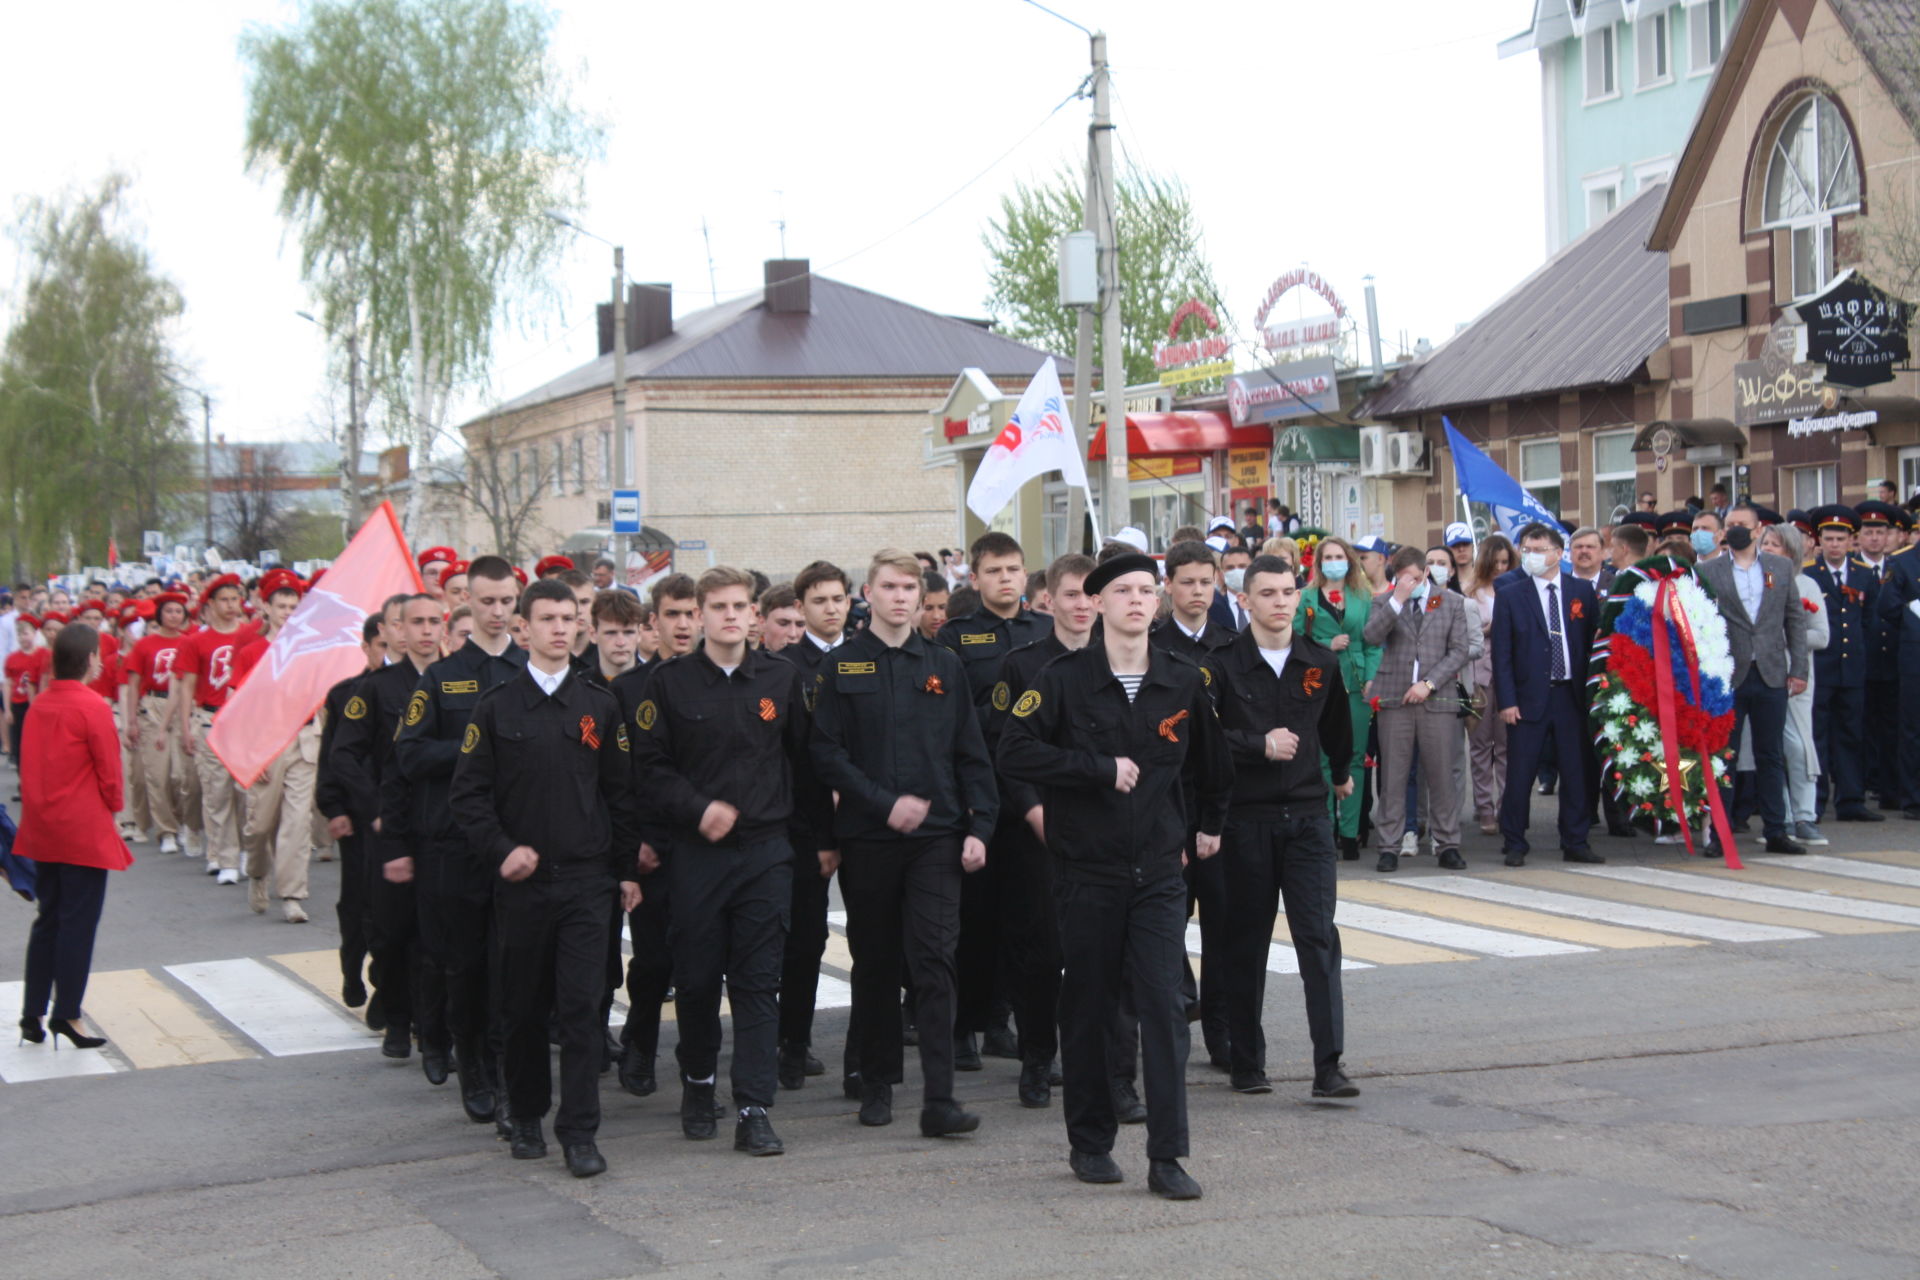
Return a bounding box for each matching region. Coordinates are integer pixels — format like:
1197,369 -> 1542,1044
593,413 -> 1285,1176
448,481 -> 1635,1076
983,166 -> 1227,387
0,175 -> 193,577
239,0 -> 603,538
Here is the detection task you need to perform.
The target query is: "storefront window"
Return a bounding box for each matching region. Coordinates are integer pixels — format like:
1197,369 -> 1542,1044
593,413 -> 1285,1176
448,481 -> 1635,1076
1520,438 -> 1562,519
1898,447 -> 1920,505
1593,429 -> 1636,525
1788,464 -> 1836,510
1129,478 -> 1206,552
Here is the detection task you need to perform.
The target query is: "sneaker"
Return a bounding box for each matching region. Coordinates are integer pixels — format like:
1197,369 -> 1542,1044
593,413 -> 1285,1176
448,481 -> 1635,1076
216,868 -> 240,886
159,834 -> 180,855
733,1106 -> 785,1156
1400,831 -> 1418,856
248,877 -> 269,914
283,899 -> 309,923
1793,821 -> 1829,847
1653,831 -> 1682,845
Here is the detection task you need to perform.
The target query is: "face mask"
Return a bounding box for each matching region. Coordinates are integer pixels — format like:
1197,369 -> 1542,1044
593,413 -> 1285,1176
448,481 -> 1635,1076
1223,568 -> 1245,593
1690,529 -> 1718,556
1410,580 -> 1430,601
1521,551 -> 1549,577
1722,525 -> 1754,552
1427,563 -> 1450,587
1321,560 -> 1349,581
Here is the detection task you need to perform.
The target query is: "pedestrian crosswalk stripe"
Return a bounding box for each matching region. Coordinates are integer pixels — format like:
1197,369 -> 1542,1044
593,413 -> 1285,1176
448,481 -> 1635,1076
1190,923 -> 1372,974
1342,881 -> 1699,951
815,973 -> 855,1009
1390,877 -> 1818,943
83,969 -> 255,1070
0,982 -> 122,1083
822,928 -> 856,980
1725,862 -> 1920,908
1521,868 -> 1906,935
164,958 -> 378,1057
271,948 -> 360,1008
1314,926 -> 1475,965
1838,847 -> 1920,867
1330,900 -> 1592,957
1761,854 -> 1920,888
1565,867 -> 1920,927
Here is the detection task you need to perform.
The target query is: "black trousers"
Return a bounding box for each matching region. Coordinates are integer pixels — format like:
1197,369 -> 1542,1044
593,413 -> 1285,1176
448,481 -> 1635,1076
1721,671 -> 1791,840
22,860 -> 108,1021
335,831 -> 370,984
366,834 -> 418,1036
1221,813 -> 1343,1076
669,838 -> 792,1108
1814,681 -> 1865,814
839,834 -> 962,1104
1865,677 -> 1900,801
1500,684 -> 1592,854
1055,872 -> 1190,1160
494,872 -> 615,1144
777,844 -> 831,1047
1187,841 -> 1230,1058
955,819 -> 1011,1035
8,701 -> 27,762
415,840 -> 492,1046
1897,657 -> 1920,811
620,867 -> 673,1060
998,817 -> 1060,1067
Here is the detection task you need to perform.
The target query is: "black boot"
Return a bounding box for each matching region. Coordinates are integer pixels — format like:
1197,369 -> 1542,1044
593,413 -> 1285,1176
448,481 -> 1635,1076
508,1117 -> 546,1160
1018,1059 -> 1051,1108
381,1021 -> 411,1059
1338,836 -> 1360,861
954,1031 -> 982,1071
455,1040 -> 497,1124
778,1040 -> 808,1090
734,1106 -> 785,1156
421,1043 -> 451,1086
919,1099 -> 981,1137
859,1079 -> 893,1127
619,1045 -> 657,1097
681,1079 -> 718,1140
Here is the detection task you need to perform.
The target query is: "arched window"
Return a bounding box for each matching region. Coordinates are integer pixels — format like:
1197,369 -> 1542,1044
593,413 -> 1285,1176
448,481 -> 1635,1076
1761,95 -> 1862,297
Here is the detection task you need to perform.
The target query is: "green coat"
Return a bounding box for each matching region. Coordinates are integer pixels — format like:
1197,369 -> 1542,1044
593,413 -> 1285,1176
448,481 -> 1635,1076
1301,584 -> 1381,695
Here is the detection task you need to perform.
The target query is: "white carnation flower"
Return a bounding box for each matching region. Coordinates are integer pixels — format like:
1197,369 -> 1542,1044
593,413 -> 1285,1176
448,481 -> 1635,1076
1608,692 -> 1633,715
1629,773 -> 1656,797
1634,719 -> 1660,743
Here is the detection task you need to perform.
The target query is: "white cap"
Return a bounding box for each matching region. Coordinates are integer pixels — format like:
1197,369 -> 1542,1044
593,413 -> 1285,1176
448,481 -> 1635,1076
1204,535 -> 1231,553
1206,515 -> 1236,533
1108,526 -> 1150,553
1443,521 -> 1474,546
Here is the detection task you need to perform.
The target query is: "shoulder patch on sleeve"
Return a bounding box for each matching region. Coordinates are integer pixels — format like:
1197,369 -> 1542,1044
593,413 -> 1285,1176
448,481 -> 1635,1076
616,722 -> 630,752
991,681 -> 1010,711
1202,665 -> 1213,686
344,695 -> 367,721
1012,690 -> 1042,718
461,722 -> 481,754
636,699 -> 657,731
404,690 -> 428,727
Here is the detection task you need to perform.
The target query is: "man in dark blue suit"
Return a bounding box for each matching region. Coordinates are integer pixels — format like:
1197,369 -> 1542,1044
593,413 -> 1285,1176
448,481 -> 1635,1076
1491,522 -> 1601,866
1805,505 -> 1882,823
1208,542 -> 1251,633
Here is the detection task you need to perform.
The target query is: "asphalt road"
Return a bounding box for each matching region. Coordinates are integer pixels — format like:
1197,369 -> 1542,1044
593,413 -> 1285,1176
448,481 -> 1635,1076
2,770 -> 1916,1280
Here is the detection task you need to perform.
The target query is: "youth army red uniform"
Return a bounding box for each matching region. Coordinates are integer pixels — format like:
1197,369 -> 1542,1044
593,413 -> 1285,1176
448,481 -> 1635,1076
230,633 -> 320,916
125,627 -> 193,848
180,622 -> 255,874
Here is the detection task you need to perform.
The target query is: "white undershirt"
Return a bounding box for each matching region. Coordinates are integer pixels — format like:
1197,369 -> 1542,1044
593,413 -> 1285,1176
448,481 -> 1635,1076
1257,644 -> 1291,678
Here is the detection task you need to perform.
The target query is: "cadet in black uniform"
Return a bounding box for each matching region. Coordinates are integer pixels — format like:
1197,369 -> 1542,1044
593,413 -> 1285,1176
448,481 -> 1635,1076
1855,502 -> 1903,806
450,577 -> 641,1179
388,559 -> 528,1124
935,531 -> 1049,1066
1209,555 -> 1358,1100
326,594 -> 435,1059
630,566 -> 826,1155
811,548 -> 997,1138
998,552 -> 1229,1201
1873,514 -> 1920,818
1805,506 -> 1883,823
313,615 -> 384,1009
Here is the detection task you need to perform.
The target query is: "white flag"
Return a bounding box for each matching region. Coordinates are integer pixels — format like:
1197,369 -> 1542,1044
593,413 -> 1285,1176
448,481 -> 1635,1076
965,358 -> 1092,523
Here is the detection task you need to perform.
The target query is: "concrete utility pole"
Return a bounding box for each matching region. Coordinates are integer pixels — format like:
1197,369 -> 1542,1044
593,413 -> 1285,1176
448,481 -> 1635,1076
1067,75 -> 1098,550
611,245 -> 631,570
1091,31 -> 1126,537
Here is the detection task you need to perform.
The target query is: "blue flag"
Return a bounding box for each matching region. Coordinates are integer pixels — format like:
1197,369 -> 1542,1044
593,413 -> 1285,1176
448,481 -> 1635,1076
1443,417 -> 1562,537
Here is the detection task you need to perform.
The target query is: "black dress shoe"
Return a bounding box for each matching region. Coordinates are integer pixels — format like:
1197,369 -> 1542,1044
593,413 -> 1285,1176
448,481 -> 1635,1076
619,1048 -> 657,1097
1437,848 -> 1466,870
381,1023 -> 411,1059
509,1118 -> 546,1160
953,1032 -> 982,1071
421,1046 -> 451,1085
859,1080 -> 893,1127
1070,1150 -> 1124,1184
1703,842 -> 1724,859
563,1141 -> 606,1177
1230,1070 -> 1272,1094
1561,847 -> 1606,864
681,1080 -> 718,1140
981,1025 -> 1019,1059
1147,1158 -> 1202,1201
1113,1081 -> 1148,1125
456,1041 -> 496,1123
1503,849 -> 1527,868
919,1100 -> 981,1137
342,975 -> 368,1008
1765,835 -> 1807,854
365,991 -> 387,1032
778,1040 -> 807,1090
1605,820 -> 1638,838
1537,780 -> 1556,796
1375,851 -> 1399,873
1904,807 -> 1920,821
1339,836 -> 1360,861
1835,807 -> 1886,822
734,1106 -> 785,1155
1018,1060 -> 1052,1108
1312,1068 -> 1360,1098
843,1071 -> 863,1101
803,1048 -> 825,1076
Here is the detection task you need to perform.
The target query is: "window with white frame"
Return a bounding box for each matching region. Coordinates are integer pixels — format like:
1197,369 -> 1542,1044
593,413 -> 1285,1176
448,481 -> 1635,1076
1697,462 -> 1732,503
1593,430 -> 1637,524
1636,10 -> 1672,88
1585,24 -> 1618,102
599,429 -> 613,485
1688,0 -> 1724,74
1585,170 -> 1623,230
1520,438 -> 1563,517
551,440 -> 565,496
1788,464 -> 1837,510
1898,446 -> 1920,504
1761,94 -> 1862,299
1635,157 -> 1676,192
573,436 -> 586,493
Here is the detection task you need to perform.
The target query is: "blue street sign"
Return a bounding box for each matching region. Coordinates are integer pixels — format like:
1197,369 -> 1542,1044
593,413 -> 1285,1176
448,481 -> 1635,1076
611,489 -> 642,534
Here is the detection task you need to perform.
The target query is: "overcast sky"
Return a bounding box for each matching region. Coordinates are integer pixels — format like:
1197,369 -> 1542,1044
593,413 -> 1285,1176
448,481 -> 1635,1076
2,0 -> 1548,448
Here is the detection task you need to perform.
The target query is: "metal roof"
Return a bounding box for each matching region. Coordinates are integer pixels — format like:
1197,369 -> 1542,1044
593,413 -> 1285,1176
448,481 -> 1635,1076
1358,184 -> 1668,419
481,276 -> 1070,421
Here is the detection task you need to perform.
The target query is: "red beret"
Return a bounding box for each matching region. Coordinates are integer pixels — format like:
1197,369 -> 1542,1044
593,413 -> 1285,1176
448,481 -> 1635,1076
16,613 -> 39,629
201,573 -> 244,603
260,569 -> 305,599
511,565 -> 529,587
307,568 -> 326,586
417,546 -> 456,569
41,611 -> 67,626
154,591 -> 189,612
535,555 -> 574,577
74,599 -> 107,617
446,560 -> 469,577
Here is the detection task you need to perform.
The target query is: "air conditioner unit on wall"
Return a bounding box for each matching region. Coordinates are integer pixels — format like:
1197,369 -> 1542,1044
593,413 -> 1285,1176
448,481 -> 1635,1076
1387,431 -> 1431,476
1358,426 -> 1392,477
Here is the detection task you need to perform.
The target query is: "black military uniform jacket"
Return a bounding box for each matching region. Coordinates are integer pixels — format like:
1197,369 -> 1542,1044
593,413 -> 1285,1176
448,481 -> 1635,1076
985,632 -> 1074,819
1211,628 -> 1353,820
313,672 -> 363,825
809,627 -> 998,846
1807,556 -> 1878,689
936,607 -> 1050,729
628,648 -> 825,853
327,658 -> 431,837
997,643 -> 1229,888
450,665 -> 640,881
773,634 -> 839,677
1149,614 -> 1234,683
387,638 -> 529,849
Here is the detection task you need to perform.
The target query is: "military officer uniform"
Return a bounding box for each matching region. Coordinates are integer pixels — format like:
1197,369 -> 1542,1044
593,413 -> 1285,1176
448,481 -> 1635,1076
1856,502 -> 1904,807
1805,506 -> 1882,822
1873,525 -> 1920,819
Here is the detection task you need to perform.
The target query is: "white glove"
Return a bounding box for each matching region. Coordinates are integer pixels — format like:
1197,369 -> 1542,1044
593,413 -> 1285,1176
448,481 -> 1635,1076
1911,599 -> 1920,621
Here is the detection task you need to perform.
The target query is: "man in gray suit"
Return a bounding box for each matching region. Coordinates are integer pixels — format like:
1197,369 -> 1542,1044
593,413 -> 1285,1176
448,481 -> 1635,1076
1697,504 -> 1810,856
1362,545 -> 1473,872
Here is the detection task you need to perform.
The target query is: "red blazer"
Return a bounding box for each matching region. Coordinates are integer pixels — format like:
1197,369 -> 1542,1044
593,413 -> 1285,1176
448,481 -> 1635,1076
15,679 -> 132,870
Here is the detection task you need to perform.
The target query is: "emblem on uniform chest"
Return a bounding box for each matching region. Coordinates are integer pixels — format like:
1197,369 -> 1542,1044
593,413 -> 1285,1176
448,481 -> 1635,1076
923,675 -> 945,695
758,697 -> 778,721
579,715 -> 601,749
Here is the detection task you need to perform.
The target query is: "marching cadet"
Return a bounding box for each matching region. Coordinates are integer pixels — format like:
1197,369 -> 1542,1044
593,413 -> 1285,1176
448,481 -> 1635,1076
172,575 -> 255,885
328,593 -> 433,1057
935,532 -> 1048,1067
1806,506 -> 1883,824
1875,518 -> 1920,819
233,570 -> 321,922
1208,555 -> 1359,1101
579,587 -> 645,1071
811,548 -> 997,1137
388,556 -> 528,1123
997,551 -> 1228,1201
449,577 -> 641,1179
984,552 -> 1098,1109
121,592 -> 192,855
629,566 -> 825,1155
314,614 -> 385,1008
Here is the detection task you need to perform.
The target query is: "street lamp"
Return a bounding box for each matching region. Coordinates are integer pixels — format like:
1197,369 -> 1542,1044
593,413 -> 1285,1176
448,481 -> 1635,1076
546,210 -> 631,571
162,371 -> 214,550
297,309 -> 365,542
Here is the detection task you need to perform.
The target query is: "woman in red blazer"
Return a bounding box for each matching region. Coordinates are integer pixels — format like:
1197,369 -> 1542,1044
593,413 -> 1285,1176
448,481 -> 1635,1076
15,623 -> 131,1050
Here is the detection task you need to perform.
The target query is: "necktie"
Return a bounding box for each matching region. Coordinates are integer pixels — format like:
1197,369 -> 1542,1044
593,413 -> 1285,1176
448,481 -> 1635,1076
1547,583 -> 1566,681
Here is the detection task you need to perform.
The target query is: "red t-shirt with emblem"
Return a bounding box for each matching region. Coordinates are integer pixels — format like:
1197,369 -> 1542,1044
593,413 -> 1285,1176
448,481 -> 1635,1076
230,631 -> 271,690
84,635 -> 123,703
128,631 -> 190,698
27,648 -> 51,698
5,649 -> 36,705
180,622 -> 257,709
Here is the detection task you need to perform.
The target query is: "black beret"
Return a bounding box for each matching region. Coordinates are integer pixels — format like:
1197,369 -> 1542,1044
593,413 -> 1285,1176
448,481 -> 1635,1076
1084,553 -> 1159,596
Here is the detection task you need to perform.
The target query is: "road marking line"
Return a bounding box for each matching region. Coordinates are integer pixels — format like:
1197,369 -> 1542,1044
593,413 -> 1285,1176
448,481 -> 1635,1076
1521,869 -> 1904,934
164,958 -> 379,1056
1342,880 -> 1696,950
1664,863 -> 1920,908
1187,924 -> 1371,974
822,927 -> 856,977
1306,925 -> 1475,965
269,949 -> 362,1006
1746,857 -> 1920,897
1327,900 -> 1591,957
1833,848 -> 1920,868
82,969 -> 255,1069
1395,878 -> 1817,943
0,982 -> 122,1083
1565,867 -> 1920,926
815,973 -> 855,1010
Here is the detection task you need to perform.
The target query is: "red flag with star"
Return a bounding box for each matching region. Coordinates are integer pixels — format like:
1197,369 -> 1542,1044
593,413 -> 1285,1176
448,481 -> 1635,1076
209,502 -> 422,786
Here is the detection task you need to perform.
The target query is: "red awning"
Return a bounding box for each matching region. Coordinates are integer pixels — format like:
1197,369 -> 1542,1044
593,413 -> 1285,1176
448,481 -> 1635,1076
1087,411 -> 1269,460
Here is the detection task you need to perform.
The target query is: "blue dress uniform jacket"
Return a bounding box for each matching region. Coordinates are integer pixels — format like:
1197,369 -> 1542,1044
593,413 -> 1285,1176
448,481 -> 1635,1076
1806,557 -> 1877,688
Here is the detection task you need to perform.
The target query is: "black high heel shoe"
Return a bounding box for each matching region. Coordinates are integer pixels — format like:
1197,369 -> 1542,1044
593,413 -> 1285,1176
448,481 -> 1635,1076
47,1019 -> 106,1050
17,1016 -> 44,1046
